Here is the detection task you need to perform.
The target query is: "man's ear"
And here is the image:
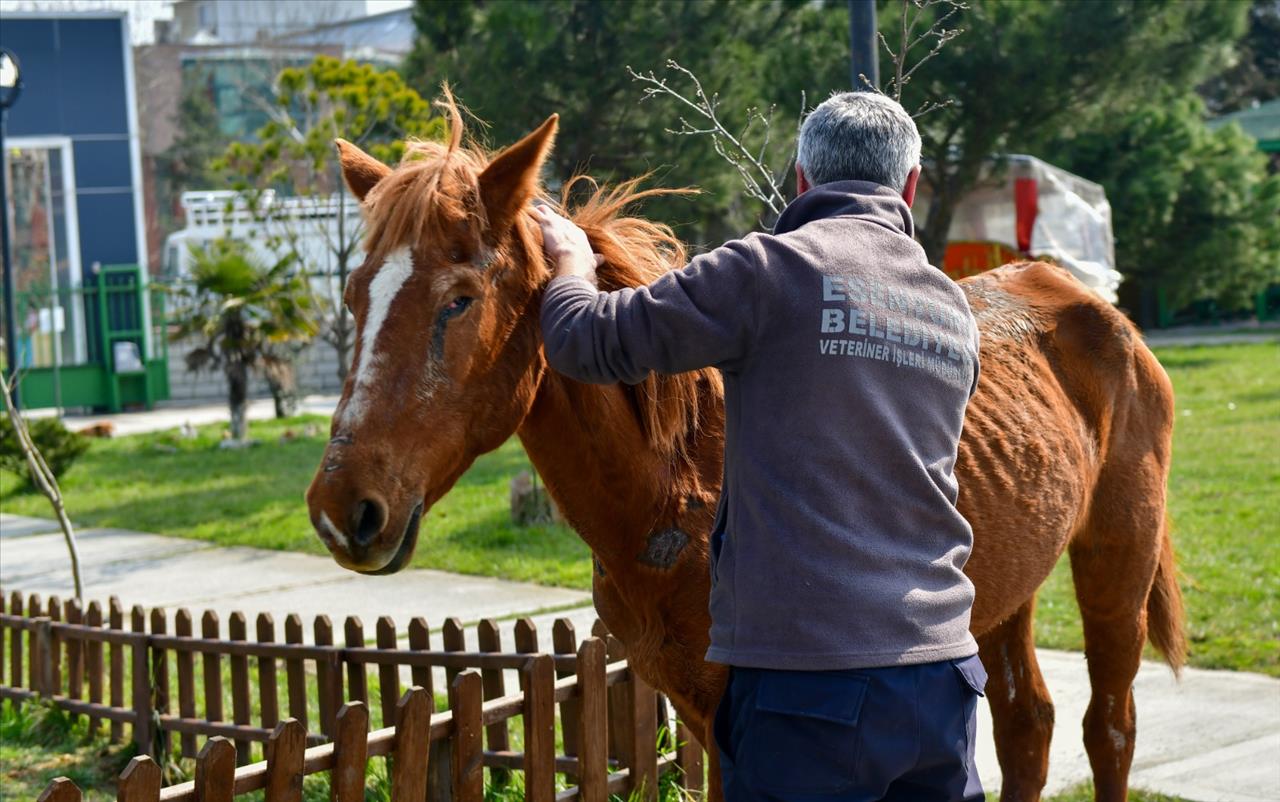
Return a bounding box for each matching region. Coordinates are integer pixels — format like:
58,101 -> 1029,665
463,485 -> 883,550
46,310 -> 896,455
901,165 -> 921,209
335,139 -> 391,201
478,114 -> 558,232
795,163 -> 811,196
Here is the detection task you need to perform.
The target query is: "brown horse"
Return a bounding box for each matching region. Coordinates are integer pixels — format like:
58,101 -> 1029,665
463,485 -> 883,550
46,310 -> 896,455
305,107 -> 1184,802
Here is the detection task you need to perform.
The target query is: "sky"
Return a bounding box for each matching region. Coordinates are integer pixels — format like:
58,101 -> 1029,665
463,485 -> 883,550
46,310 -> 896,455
0,0 -> 413,44
366,0 -> 411,13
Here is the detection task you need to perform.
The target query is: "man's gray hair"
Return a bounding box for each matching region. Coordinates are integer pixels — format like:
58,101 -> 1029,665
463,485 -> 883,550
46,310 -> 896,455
796,91 -> 921,191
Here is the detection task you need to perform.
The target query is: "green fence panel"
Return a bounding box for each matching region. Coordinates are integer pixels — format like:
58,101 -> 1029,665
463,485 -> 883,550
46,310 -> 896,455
4,265 -> 168,412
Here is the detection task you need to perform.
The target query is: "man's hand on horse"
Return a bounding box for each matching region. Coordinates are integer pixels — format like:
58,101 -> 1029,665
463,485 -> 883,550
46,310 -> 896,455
534,202 -> 605,284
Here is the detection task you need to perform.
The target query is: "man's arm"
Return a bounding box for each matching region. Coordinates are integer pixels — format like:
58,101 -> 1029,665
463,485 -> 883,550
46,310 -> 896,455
535,205 -> 759,385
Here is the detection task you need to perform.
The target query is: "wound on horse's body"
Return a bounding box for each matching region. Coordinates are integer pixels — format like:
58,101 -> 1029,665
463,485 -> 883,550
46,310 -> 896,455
639,527 -> 690,569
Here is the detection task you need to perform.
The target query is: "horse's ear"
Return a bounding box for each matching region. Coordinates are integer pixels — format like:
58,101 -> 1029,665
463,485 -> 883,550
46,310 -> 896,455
478,114 -> 558,230
335,139 -> 391,201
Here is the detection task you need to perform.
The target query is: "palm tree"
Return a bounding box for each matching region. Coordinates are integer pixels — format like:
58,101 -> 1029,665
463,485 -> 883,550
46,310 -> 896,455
170,239 -> 318,441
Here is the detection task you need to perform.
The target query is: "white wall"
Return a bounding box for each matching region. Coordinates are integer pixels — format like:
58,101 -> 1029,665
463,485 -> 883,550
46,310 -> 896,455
167,337 -> 345,403
174,0 -> 366,44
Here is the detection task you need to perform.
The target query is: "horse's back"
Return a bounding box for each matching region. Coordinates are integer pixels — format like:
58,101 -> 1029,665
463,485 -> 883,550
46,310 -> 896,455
962,261 -> 1171,433
955,262 -> 1172,632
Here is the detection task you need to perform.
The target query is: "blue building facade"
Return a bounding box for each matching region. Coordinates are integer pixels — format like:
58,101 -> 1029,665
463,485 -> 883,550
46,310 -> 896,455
2,11 -> 146,279
1,11 -> 166,410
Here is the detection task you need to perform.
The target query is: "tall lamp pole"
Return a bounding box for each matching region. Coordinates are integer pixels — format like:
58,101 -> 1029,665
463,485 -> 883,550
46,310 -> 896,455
0,47 -> 23,408
849,0 -> 879,91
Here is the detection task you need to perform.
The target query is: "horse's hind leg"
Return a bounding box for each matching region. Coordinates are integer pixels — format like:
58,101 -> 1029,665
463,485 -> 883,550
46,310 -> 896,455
978,599 -> 1054,802
1069,467 -> 1166,802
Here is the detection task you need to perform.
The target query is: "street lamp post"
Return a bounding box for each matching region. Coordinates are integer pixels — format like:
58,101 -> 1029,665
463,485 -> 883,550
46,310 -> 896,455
0,47 -> 23,407
849,0 -> 879,91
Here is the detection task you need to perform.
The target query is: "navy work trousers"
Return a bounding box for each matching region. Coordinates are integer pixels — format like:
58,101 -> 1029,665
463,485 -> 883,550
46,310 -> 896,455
714,654 -> 988,802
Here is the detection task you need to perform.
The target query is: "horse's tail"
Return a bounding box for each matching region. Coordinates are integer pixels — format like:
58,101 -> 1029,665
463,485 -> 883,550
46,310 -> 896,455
1146,514 -> 1187,676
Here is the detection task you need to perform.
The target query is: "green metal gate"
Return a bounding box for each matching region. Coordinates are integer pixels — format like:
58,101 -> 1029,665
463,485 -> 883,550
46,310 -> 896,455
3,264 -> 169,412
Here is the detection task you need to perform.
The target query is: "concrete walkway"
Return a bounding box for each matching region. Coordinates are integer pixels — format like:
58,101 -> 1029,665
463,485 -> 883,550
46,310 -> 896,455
1144,321 -> 1280,348
49,395 -> 341,438
0,513 -> 588,632
1,513 -> 1277,801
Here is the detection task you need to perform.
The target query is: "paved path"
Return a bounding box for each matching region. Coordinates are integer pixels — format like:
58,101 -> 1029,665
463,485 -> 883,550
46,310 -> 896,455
47,395 -> 342,438
1147,332 -> 1279,348
1145,322 -> 1280,349
0,513 -> 588,631
1,513 -> 1277,801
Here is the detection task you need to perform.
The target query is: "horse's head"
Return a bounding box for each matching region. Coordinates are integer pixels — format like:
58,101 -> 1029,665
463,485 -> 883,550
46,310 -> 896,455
305,109 -> 563,574
306,103 -> 707,575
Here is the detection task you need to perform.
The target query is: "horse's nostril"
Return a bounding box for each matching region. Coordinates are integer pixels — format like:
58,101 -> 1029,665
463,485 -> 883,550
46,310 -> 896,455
352,499 -> 387,547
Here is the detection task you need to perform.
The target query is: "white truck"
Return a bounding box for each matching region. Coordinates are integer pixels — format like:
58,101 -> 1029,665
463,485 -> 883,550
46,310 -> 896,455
914,154 -> 1122,303
162,190 -> 363,287
161,190 -> 361,399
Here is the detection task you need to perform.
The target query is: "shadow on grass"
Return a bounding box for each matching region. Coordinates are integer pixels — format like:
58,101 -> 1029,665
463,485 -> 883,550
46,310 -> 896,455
409,499 -> 591,589
434,501 -> 587,555
1233,386 -> 1280,404
14,472 -> 320,554
1151,353 -> 1221,370
448,440 -> 535,487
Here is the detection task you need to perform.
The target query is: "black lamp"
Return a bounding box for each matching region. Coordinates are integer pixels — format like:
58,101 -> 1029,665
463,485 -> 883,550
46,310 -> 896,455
0,48 -> 20,106
0,46 -> 24,404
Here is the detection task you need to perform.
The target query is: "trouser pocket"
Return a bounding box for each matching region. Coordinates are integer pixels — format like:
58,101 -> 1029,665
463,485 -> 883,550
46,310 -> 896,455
951,653 -> 988,697
738,670 -> 869,795
950,654 -> 987,769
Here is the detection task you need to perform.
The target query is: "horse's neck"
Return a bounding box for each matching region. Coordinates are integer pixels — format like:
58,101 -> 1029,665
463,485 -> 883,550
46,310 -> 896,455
516,370 -> 707,569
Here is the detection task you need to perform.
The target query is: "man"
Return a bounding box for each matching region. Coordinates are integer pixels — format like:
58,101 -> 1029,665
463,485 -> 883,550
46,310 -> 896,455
536,91 -> 986,801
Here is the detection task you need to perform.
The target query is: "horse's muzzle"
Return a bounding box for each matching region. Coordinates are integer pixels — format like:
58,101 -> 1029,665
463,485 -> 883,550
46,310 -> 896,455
357,501 -> 423,575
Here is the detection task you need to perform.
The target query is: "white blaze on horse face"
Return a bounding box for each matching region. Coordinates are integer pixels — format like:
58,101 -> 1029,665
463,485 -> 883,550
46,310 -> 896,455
340,247 -> 414,428
319,510 -> 350,550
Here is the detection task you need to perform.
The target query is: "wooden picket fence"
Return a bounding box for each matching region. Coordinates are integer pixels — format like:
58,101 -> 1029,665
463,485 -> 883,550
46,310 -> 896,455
0,588 -> 705,802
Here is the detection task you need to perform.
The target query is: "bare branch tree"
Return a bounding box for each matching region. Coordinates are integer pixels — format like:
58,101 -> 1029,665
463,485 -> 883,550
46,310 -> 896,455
632,0 -> 964,227
1,373 -> 83,602
628,61 -> 801,219
873,0 -> 966,117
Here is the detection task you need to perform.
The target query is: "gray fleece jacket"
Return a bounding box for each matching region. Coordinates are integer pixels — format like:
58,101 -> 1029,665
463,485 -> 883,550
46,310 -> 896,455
540,181 -> 980,670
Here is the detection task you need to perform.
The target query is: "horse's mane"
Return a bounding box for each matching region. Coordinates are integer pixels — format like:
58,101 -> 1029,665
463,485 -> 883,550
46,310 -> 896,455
360,97 -> 484,267
359,93 -> 722,461
565,175 -> 725,461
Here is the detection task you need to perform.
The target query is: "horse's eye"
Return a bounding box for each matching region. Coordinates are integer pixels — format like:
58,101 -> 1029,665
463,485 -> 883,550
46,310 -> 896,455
440,296 -> 473,321
448,247 -> 466,263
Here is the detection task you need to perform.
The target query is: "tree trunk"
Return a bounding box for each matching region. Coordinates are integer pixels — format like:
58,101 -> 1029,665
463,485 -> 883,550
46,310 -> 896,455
226,362 -> 249,441
0,372 -> 84,602
335,171 -> 353,383
264,357 -> 299,418
919,187 -> 957,268
321,319 -> 352,384
334,319 -> 351,382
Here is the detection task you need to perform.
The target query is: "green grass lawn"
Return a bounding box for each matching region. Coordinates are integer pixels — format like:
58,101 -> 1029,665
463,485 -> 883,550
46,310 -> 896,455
0,701 -> 136,802
2,342 -> 1276,675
